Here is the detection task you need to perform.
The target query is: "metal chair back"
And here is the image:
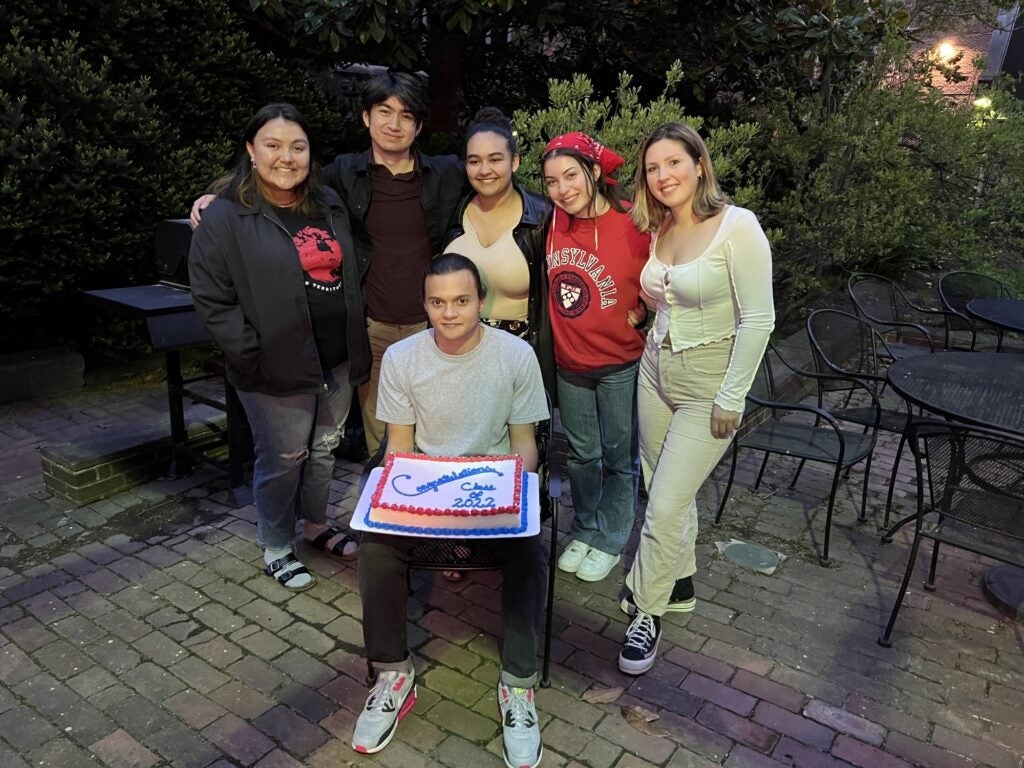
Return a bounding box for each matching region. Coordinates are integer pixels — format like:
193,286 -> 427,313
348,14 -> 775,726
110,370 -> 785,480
807,308 -> 889,389
848,272 -> 944,352
878,421 -> 1024,645
938,270 -> 1013,349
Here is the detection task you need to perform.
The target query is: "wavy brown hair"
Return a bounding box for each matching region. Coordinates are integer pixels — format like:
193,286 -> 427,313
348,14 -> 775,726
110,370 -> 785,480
631,122 -> 728,233
214,103 -> 327,217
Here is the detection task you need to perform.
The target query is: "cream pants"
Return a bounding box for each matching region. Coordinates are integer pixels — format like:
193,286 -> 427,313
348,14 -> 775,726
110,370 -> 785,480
624,336 -> 734,616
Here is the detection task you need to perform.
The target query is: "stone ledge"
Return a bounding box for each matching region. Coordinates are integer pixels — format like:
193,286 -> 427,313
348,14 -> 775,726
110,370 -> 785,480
40,405 -> 228,506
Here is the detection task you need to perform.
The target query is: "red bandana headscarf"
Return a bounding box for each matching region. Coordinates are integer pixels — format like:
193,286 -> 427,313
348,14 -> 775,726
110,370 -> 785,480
544,132 -> 624,185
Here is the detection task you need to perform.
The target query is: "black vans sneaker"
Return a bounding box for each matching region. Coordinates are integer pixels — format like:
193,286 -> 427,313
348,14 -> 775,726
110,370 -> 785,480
618,610 -> 661,675
620,577 -> 696,616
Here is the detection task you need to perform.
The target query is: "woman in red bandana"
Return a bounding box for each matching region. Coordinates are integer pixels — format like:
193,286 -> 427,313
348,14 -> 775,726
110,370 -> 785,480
542,132 -> 650,584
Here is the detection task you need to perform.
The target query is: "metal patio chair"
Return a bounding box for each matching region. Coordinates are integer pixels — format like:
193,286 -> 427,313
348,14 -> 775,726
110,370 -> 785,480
715,343 -> 881,565
878,420 -> 1024,646
847,272 -> 946,356
806,309 -> 937,535
938,270 -> 1013,351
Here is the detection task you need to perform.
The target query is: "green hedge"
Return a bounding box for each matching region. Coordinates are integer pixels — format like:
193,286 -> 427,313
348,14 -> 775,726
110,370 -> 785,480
0,1 -> 355,358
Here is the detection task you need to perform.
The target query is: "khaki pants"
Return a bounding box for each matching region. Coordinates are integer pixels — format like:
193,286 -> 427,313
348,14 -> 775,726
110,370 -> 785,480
359,317 -> 428,456
625,337 -> 734,616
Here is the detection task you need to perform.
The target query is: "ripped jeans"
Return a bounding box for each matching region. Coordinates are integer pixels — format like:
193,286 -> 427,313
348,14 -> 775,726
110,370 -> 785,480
236,361 -> 352,550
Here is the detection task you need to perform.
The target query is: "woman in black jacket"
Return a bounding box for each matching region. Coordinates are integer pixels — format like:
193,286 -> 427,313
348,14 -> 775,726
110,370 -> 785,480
442,108 -> 553,395
439,107 -> 553,582
189,103 -> 361,591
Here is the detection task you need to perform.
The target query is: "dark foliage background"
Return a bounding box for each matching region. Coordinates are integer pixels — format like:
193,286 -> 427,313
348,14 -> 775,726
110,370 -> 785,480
1,0 -> 1018,358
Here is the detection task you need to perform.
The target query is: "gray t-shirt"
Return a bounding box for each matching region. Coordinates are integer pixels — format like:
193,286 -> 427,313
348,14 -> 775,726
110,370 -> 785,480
377,325 -> 549,456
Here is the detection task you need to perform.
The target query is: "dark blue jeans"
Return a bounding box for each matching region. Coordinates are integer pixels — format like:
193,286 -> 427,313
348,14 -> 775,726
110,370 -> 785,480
236,361 -> 352,550
557,362 -> 640,556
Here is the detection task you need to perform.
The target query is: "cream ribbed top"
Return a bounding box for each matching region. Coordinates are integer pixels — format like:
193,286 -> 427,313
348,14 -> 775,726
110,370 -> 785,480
640,205 -> 775,412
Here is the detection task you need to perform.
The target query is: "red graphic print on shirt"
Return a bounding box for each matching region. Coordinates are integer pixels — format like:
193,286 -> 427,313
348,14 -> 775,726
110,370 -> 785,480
294,226 -> 342,286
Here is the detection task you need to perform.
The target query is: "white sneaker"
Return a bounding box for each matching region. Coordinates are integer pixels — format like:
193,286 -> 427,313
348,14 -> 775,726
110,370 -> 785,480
576,549 -> 621,582
351,669 -> 416,754
497,682 -> 543,768
556,540 -> 591,573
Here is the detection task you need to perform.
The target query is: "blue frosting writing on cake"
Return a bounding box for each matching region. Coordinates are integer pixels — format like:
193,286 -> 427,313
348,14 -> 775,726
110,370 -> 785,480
365,473 -> 529,536
390,464 -> 504,497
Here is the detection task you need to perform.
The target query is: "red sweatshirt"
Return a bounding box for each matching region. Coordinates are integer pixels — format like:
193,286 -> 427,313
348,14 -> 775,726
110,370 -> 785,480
546,207 -> 650,372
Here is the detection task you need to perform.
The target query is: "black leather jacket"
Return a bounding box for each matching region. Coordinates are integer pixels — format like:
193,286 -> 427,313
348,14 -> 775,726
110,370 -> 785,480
323,149 -> 467,385
443,183 -> 555,397
189,188 -> 362,394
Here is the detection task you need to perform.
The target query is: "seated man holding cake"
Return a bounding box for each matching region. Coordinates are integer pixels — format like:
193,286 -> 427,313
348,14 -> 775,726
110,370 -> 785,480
353,253 -> 550,768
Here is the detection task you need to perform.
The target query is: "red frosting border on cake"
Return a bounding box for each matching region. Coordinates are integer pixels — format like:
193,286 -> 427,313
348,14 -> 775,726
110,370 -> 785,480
371,454 -> 523,516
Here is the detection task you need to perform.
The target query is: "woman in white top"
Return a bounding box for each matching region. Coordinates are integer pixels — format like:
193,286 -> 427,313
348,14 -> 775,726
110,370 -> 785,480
617,123 -> 775,676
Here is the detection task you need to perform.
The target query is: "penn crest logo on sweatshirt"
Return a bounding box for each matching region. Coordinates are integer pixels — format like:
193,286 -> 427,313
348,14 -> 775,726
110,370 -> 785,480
546,247 -> 618,312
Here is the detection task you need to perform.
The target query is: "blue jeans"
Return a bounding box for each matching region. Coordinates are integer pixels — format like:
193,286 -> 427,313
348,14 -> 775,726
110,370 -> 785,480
236,361 -> 352,550
557,362 -> 639,556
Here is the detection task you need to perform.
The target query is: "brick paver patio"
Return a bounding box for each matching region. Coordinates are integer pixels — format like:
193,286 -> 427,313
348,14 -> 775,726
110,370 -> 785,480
1,375 -> 1021,767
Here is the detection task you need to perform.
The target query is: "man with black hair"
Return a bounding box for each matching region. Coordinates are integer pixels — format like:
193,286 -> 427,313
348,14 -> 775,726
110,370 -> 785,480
352,254 -> 548,768
323,72 -> 466,457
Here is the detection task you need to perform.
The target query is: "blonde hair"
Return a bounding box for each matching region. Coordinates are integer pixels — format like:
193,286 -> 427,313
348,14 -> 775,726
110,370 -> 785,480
631,122 -> 728,233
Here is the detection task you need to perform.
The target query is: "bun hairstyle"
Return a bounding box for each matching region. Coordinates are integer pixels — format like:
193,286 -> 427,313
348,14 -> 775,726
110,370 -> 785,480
465,107 -> 517,157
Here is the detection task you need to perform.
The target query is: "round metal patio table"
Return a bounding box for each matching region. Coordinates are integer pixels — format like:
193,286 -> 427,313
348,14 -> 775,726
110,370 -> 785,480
966,298 -> 1024,335
967,298 -> 1024,352
886,351 -> 1024,620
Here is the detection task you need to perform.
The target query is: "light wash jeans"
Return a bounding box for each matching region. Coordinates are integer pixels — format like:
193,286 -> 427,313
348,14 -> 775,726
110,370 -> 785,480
556,362 -> 640,556
236,361 -> 352,550
625,339 -> 733,616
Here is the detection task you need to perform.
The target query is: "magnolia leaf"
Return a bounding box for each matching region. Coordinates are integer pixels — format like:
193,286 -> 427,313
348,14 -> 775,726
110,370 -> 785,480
622,705 -> 671,737
581,686 -> 623,704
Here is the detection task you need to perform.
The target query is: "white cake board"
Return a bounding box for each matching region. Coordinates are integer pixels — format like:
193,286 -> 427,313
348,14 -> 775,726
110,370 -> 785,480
351,468 -> 541,538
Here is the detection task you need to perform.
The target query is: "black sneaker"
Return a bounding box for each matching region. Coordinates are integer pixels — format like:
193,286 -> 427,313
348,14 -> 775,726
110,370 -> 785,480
618,610 -> 661,675
620,577 -> 696,616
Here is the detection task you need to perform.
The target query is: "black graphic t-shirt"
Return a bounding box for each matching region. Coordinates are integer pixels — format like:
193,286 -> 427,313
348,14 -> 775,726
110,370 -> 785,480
274,207 -> 348,369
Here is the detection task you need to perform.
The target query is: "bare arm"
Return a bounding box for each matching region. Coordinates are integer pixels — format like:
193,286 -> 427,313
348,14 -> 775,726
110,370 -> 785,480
385,423 -> 416,455
627,299 -> 648,328
639,288 -> 656,310
509,422 -> 539,472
